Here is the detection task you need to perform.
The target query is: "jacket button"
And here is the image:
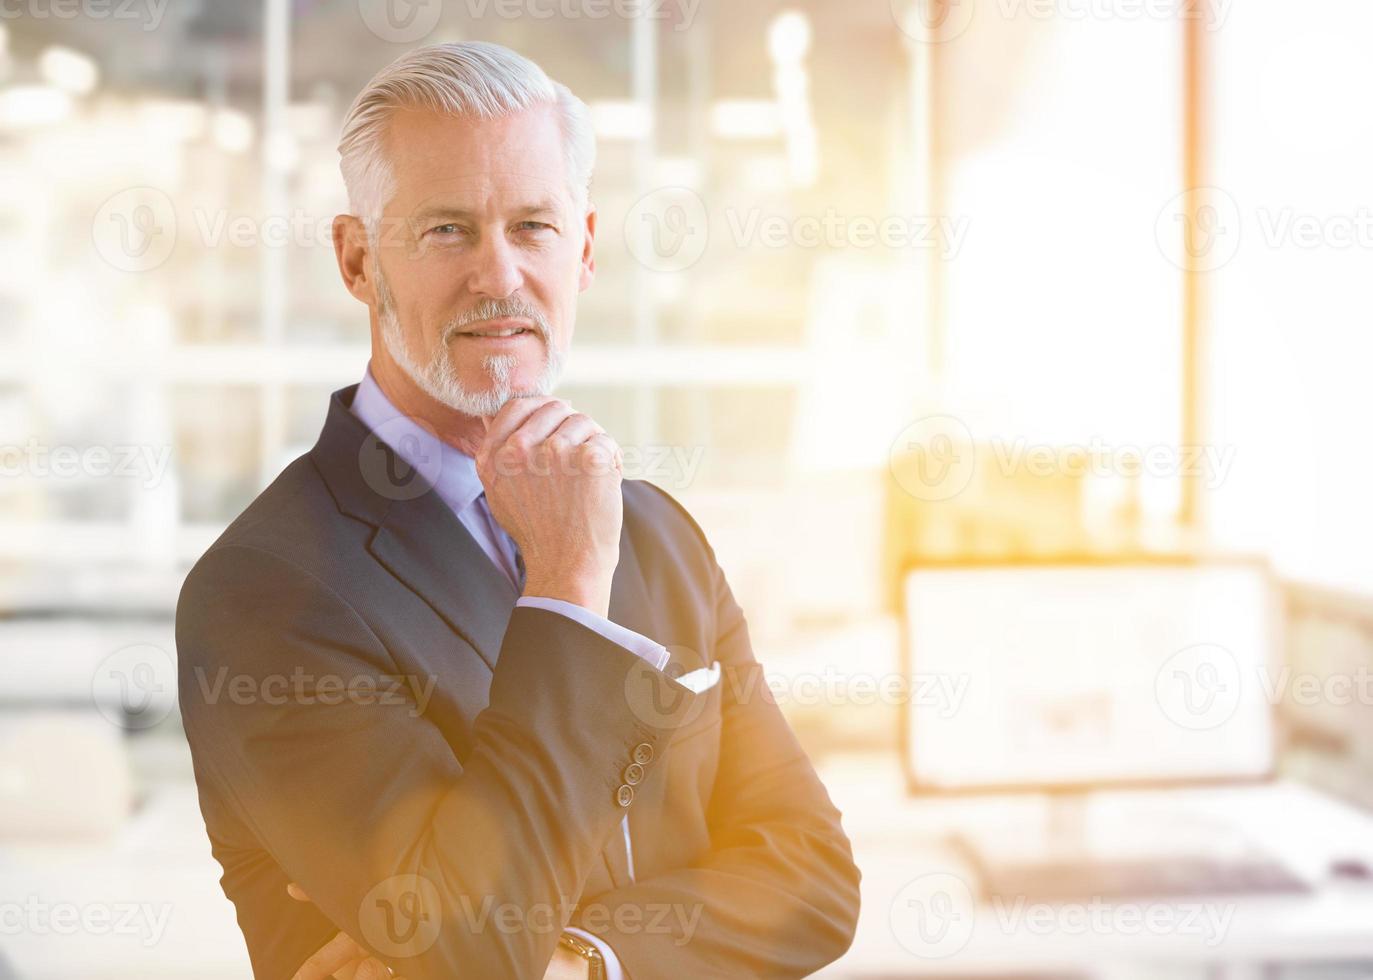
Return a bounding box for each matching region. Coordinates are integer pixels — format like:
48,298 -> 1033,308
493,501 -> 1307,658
632,742 -> 654,765
623,763 -> 644,786
616,784 -> 634,807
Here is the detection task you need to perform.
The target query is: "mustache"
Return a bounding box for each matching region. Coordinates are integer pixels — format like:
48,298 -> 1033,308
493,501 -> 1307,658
444,298 -> 550,342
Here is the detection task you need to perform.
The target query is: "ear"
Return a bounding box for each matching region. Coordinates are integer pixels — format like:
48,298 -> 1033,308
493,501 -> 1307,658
333,214 -> 376,306
577,203 -> 597,293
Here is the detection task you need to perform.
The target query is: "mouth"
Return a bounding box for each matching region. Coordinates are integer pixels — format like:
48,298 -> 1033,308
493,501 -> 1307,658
453,317 -> 538,341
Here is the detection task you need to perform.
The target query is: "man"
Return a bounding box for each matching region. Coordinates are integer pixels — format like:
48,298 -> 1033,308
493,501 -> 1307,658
177,41 -> 860,979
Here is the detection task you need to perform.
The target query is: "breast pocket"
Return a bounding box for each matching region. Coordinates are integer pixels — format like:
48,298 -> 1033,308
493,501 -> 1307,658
669,665 -> 723,745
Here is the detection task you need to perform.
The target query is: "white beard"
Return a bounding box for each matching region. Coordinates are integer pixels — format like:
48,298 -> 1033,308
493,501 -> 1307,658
374,261 -> 565,416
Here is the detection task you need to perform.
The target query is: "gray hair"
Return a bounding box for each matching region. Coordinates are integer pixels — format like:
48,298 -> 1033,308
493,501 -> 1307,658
338,41 -> 596,235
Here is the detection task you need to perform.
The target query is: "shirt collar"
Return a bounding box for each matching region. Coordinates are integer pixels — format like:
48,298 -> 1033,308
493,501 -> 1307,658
349,364 -> 485,519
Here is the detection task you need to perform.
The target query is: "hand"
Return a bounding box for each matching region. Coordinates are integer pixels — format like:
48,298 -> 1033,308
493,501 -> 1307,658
287,883 -> 395,980
476,396 -> 624,618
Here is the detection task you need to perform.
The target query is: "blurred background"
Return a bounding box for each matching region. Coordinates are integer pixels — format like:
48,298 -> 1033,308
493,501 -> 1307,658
2,0 -> 1373,977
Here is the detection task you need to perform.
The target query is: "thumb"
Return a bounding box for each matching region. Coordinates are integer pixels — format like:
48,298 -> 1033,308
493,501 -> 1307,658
286,882 -> 311,904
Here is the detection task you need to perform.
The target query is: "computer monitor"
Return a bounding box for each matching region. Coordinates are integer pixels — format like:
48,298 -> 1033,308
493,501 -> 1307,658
900,557 -> 1279,794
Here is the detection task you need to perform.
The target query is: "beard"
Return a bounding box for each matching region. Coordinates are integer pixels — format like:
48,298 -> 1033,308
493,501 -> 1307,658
374,260 -> 566,417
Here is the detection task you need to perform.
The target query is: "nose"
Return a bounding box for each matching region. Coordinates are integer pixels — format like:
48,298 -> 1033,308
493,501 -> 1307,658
467,230 -> 524,300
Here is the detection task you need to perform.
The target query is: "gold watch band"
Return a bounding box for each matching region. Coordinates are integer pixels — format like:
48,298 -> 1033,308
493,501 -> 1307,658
557,932 -> 606,980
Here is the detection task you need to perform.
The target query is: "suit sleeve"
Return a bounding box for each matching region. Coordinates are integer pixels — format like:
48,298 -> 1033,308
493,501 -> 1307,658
568,500 -> 863,979
176,543 -> 694,980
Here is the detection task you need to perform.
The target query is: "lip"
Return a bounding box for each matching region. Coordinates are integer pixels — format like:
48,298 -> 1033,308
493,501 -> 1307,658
453,317 -> 538,340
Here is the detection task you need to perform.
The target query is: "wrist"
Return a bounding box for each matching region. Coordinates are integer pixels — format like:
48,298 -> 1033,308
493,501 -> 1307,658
522,574 -> 612,619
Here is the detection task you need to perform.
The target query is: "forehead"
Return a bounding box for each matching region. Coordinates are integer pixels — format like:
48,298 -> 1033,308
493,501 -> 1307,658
382,103 -> 572,212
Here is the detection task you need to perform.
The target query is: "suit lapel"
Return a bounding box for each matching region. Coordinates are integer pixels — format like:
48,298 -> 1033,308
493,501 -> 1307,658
368,488 -> 517,673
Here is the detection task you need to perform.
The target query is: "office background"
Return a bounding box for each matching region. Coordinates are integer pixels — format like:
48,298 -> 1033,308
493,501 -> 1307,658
2,0 -> 1373,977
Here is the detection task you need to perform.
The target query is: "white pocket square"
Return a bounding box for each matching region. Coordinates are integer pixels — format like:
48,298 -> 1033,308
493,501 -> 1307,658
674,661 -> 721,694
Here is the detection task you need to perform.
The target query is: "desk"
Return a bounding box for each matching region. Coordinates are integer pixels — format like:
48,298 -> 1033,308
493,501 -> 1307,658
817,754 -> 1373,979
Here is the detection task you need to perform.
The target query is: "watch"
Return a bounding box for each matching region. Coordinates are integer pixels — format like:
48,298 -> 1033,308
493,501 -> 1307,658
557,932 -> 606,980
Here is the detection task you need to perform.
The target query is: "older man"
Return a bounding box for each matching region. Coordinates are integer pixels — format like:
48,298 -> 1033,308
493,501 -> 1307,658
177,41 -> 859,980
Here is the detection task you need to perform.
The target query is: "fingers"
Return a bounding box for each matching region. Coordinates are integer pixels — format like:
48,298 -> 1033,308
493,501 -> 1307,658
504,400 -> 578,453
545,412 -> 606,451
480,394 -> 557,450
289,930 -> 370,980
353,959 -> 394,980
582,432 -> 624,475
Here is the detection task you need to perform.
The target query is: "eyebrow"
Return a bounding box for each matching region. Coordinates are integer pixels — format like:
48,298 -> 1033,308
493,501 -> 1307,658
413,200 -> 563,223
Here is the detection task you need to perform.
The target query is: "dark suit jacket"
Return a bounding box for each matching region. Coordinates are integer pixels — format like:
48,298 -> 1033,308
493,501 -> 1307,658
176,384 -> 861,979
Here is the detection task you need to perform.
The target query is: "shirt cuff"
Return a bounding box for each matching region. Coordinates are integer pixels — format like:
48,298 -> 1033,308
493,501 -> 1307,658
514,597 -> 670,671
564,927 -> 625,980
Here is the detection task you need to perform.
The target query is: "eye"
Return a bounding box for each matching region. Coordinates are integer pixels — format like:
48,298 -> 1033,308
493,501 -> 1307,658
430,223 -> 461,235
517,221 -> 555,232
